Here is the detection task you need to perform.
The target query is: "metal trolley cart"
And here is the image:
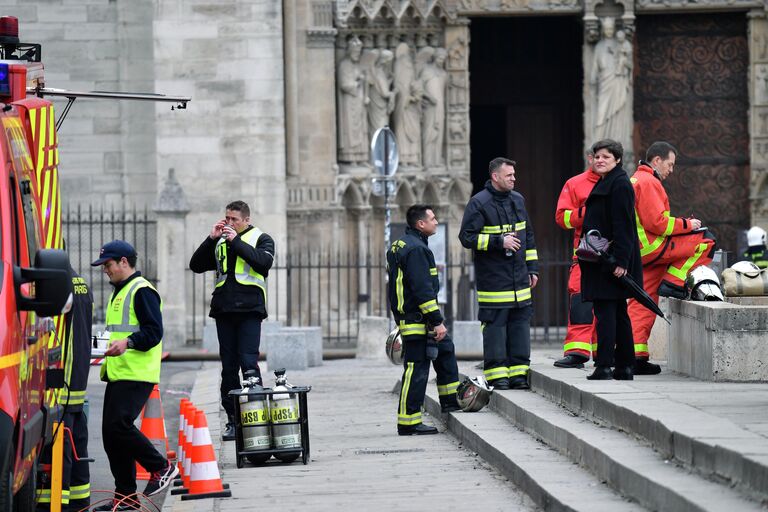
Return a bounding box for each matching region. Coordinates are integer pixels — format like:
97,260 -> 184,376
228,384 -> 312,468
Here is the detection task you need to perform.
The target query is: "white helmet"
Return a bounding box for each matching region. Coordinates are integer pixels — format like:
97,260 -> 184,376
685,266 -> 724,301
747,226 -> 767,248
385,327 -> 403,365
456,375 -> 493,412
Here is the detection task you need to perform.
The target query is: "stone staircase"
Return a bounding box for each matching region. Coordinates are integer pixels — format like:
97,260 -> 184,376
421,357 -> 768,511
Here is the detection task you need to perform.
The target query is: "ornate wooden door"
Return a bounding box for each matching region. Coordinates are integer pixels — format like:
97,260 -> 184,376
634,13 -> 749,253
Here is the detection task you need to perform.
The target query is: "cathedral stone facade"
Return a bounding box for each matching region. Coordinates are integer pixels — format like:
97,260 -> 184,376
9,0 -> 768,347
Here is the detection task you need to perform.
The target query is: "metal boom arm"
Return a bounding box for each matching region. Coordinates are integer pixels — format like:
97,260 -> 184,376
26,86 -> 191,130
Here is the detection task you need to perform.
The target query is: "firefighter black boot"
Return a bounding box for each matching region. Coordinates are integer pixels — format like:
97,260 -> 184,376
223,415 -> 236,441
398,423 -> 438,436
634,359 -> 661,375
554,354 -> 587,368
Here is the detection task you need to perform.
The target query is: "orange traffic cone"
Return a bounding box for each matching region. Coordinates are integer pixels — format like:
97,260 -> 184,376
136,385 -> 174,480
175,399 -> 189,482
180,411 -> 232,500
171,400 -> 193,496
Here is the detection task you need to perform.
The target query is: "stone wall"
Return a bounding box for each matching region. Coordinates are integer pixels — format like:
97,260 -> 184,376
7,0 -> 159,208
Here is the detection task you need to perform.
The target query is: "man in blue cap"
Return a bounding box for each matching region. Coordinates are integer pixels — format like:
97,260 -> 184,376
91,240 -> 178,510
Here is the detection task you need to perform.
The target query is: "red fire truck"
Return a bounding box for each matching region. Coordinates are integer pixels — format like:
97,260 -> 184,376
0,17 -> 72,510
0,17 -> 188,510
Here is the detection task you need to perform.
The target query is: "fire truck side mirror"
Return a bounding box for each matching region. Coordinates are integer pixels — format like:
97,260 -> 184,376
13,249 -> 73,318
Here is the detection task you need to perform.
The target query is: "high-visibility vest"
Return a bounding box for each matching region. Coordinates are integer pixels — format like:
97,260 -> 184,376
102,276 -> 163,383
215,227 -> 267,300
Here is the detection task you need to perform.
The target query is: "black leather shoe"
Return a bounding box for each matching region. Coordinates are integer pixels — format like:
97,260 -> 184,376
554,354 -> 587,369
398,423 -> 438,436
634,359 -> 661,375
586,366 -> 613,380
612,366 -> 634,380
488,378 -> 509,390
441,404 -> 461,413
222,417 -> 236,441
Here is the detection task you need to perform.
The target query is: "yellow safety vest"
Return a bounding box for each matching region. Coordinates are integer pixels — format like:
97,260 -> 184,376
101,276 -> 163,383
215,227 -> 267,300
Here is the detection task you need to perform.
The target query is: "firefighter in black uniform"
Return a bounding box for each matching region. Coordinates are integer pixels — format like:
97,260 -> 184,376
37,266 -> 93,511
387,205 -> 460,435
459,157 -> 539,390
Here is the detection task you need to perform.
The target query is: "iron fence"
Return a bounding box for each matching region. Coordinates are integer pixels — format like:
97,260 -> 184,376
63,204 -> 157,323
62,205 -> 571,345
187,245 -> 571,348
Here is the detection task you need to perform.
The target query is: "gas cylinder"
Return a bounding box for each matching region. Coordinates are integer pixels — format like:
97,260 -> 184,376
239,370 -> 272,464
269,368 -> 301,463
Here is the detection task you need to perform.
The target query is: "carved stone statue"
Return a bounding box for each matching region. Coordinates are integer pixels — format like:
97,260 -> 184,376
337,36 -> 368,164
420,47 -> 448,168
591,17 -> 632,146
366,49 -> 396,136
393,42 -> 422,166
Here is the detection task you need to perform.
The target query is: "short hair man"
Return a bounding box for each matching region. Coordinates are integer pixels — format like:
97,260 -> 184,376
388,205 -> 460,435
189,200 -> 275,441
629,142 -> 716,374
91,240 -> 177,510
459,158 -> 539,390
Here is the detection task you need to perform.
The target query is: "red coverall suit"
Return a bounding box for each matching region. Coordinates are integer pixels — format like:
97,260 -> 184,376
628,163 -> 716,359
555,169 -> 600,360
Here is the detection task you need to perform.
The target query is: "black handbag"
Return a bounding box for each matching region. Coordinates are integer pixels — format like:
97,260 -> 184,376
576,229 -> 611,263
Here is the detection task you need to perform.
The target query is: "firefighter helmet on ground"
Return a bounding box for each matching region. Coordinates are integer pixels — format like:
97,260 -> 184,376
456,375 -> 493,412
385,327 -> 403,365
685,266 -> 724,302
747,226 -> 767,248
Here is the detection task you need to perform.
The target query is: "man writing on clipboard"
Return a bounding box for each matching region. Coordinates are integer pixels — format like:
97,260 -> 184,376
628,141 -> 716,374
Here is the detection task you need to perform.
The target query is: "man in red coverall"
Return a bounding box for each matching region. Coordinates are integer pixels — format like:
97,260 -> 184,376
553,152 -> 600,368
629,141 -> 716,374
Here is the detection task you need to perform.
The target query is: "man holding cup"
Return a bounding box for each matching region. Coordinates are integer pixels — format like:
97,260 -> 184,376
459,158 -> 539,390
190,200 -> 275,441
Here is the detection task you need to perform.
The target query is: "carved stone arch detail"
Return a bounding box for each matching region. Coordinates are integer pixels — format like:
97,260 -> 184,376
395,179 -> 417,207
421,181 -> 443,208
341,180 -> 366,208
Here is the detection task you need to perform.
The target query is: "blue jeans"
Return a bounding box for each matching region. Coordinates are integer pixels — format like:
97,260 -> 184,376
215,313 -> 262,417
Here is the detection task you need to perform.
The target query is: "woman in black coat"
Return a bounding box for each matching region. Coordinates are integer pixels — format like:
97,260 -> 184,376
580,139 -> 642,380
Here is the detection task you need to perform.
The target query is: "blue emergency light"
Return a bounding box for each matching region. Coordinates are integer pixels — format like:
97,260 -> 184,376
0,63 -> 10,96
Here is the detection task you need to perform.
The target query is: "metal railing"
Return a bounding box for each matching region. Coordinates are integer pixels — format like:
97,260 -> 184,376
187,246 -> 571,347
63,204 -> 157,323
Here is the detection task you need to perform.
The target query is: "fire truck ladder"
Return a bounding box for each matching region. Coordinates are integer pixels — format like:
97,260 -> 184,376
27,86 -> 191,130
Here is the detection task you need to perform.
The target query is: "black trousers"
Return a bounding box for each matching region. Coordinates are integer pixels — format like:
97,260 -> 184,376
102,381 -> 167,496
479,306 -> 532,382
36,409 -> 90,511
216,313 -> 262,417
593,299 -> 634,368
397,334 -> 459,427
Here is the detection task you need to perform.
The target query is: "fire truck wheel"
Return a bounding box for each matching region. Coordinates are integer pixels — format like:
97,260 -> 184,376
0,444 -> 13,512
12,453 -> 36,512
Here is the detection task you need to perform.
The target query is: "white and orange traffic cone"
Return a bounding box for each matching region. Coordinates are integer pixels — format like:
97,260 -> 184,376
180,410 -> 232,500
136,385 -> 175,480
171,398 -> 189,491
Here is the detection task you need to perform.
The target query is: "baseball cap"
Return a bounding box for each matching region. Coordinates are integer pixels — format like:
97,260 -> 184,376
91,240 -> 137,266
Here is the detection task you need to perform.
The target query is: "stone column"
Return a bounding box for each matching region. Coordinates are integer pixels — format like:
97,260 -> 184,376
154,168 -> 189,350
749,9 -> 768,228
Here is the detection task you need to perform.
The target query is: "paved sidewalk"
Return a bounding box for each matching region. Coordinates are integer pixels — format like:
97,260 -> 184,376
162,359 -> 538,512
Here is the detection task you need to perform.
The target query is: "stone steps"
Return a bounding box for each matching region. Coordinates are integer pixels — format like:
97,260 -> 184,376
530,362 -> 768,503
423,387 -> 645,512
423,368 -> 765,511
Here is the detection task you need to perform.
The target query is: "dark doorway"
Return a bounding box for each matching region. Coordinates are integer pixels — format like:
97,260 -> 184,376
634,13 -> 749,254
469,16 -> 584,332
